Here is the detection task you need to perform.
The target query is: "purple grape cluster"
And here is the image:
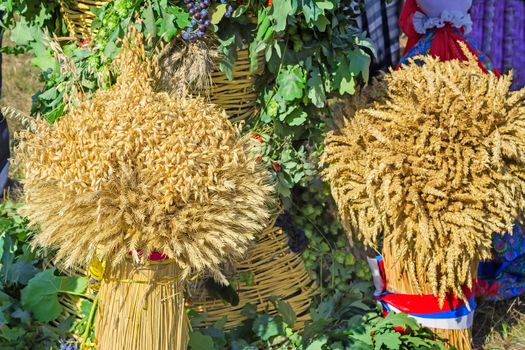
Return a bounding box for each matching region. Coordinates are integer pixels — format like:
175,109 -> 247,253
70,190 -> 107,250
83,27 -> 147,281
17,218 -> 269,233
276,212 -> 308,254
60,337 -> 79,350
220,0 -> 235,18
182,0 -> 212,40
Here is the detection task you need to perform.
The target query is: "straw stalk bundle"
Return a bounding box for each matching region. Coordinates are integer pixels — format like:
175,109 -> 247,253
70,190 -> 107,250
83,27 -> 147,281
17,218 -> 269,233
157,41 -> 264,123
18,30 -> 276,349
322,50 -> 525,349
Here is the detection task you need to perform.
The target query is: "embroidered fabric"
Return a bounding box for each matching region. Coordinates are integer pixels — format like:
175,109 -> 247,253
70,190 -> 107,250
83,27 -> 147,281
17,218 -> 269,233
413,10 -> 473,34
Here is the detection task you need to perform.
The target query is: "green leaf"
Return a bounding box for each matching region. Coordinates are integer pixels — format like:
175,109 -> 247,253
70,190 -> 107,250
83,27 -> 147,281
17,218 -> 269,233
314,15 -> 330,31
274,300 -> 296,327
276,66 -> 305,101
0,326 -> 25,342
334,58 -> 355,95
314,298 -> 335,321
284,108 -> 307,126
9,18 -> 33,46
189,331 -> 215,350
238,271 -> 255,286
5,261 -> 39,285
11,308 -> 31,326
307,67 -> 326,108
143,2 -> 156,37
374,330 -> 401,350
348,48 -> 371,83
21,269 -> 87,322
218,35 -> 236,80
21,269 -> 62,322
379,312 -> 420,331
252,314 -> 283,341
103,40 -> 120,59
80,299 -> 93,318
272,0 -> 294,32
60,276 -> 88,294
211,4 -> 228,24
38,87 -> 58,101
306,336 -> 328,350
241,303 -> 257,319
168,6 -> 191,28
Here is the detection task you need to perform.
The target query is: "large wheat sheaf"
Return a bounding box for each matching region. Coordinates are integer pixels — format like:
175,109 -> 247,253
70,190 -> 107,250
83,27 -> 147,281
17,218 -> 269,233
322,54 -> 525,301
17,34 -> 276,283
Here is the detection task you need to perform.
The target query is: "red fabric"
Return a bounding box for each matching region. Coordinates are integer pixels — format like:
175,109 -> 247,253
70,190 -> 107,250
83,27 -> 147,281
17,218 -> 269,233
398,1 -> 499,76
399,0 -> 422,55
380,286 -> 474,314
429,24 -> 491,74
127,250 -> 169,261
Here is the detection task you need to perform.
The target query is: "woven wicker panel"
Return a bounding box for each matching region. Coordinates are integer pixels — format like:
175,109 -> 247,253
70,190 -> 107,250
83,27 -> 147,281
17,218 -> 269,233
207,49 -> 263,123
190,226 -> 318,331
59,0 -> 110,40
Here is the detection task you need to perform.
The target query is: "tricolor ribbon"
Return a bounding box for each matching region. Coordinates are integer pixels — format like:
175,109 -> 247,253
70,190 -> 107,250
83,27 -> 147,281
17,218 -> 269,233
367,256 -> 476,330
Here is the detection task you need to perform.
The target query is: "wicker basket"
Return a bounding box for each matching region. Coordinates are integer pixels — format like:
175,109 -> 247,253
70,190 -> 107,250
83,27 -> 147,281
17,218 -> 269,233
190,225 -> 317,331
207,49 -> 263,123
59,0 -> 110,40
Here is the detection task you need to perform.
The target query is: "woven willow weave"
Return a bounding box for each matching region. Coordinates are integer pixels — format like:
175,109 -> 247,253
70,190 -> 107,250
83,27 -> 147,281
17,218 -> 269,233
59,0 -> 109,40
206,49 -> 263,123
190,225 -> 317,331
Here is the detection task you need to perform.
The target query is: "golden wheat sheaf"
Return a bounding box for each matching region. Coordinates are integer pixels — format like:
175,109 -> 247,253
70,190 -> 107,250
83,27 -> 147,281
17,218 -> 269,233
18,34 -> 276,283
322,54 -> 525,301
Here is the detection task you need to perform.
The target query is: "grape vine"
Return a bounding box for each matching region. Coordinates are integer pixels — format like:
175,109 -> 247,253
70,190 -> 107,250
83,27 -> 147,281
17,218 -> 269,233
182,0 -> 212,39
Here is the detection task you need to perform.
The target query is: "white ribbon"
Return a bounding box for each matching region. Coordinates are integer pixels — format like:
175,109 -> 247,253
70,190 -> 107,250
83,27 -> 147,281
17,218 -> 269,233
413,10 -> 473,35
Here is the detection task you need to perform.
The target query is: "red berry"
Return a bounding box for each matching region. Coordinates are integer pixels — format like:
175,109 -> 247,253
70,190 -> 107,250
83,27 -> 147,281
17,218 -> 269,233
80,37 -> 90,48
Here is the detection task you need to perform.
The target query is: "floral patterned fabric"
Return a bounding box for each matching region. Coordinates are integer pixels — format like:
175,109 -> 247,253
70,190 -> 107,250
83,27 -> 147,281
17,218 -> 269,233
478,224 -> 525,300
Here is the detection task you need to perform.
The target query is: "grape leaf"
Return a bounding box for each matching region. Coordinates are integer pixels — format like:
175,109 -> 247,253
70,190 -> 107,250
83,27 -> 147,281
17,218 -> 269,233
306,336 -> 328,350
348,48 -> 371,83
9,18 -> 33,46
335,59 -> 355,95
284,108 -> 307,126
142,2 -> 156,37
252,314 -> 284,341
272,0 -> 294,32
21,269 -> 87,322
276,66 -> 305,101
374,330 -> 401,350
189,331 -> 215,350
274,299 -> 296,327
307,67 -> 326,108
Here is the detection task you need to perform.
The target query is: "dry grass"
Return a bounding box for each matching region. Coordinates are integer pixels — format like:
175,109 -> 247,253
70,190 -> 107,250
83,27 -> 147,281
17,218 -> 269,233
0,34 -> 41,115
474,297 -> 525,350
